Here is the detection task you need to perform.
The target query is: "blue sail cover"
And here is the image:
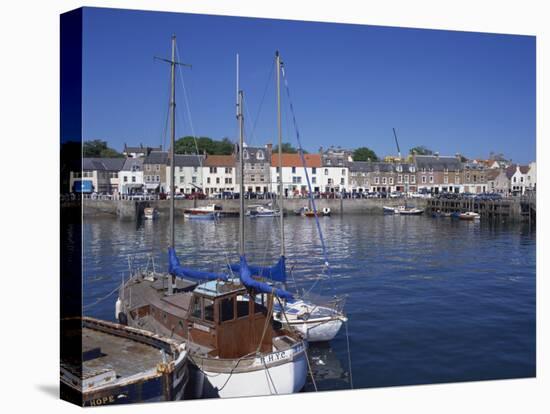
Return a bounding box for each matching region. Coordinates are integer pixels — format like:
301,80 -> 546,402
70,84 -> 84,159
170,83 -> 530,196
168,248 -> 228,281
239,255 -> 293,300
230,255 -> 287,283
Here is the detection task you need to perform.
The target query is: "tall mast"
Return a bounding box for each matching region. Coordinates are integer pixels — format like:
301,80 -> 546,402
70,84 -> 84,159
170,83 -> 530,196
237,55 -> 245,257
276,51 -> 285,260
168,35 -> 176,295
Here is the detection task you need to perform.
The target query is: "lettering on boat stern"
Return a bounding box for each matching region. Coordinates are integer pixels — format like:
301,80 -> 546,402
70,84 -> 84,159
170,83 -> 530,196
261,350 -> 289,364
89,395 -> 116,406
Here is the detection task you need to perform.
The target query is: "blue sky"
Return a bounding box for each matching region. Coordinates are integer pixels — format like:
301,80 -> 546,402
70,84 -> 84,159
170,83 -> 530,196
82,7 -> 536,163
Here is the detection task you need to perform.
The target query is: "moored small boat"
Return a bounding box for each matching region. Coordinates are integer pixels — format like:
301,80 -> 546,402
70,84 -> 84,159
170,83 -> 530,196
144,207 -> 158,220
246,204 -> 279,218
183,204 -> 221,220
458,211 -> 480,221
60,317 -> 189,406
384,205 -> 424,215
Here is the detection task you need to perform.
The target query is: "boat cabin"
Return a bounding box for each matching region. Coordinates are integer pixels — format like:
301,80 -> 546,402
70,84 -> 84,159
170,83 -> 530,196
186,280 -> 274,358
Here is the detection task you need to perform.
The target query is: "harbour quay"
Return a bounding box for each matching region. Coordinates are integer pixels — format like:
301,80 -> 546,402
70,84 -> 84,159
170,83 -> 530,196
83,198 -> 429,219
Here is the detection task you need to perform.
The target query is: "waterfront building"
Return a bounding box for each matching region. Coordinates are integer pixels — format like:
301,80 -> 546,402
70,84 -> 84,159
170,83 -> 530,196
526,161 -> 537,193
506,164 -> 531,195
119,157 -> 144,194
72,158 -> 126,194
143,151 -> 168,193
122,143 -> 162,158
203,154 -> 236,195
240,144 -> 272,194
271,153 -> 322,197
321,147 -> 350,193
166,154 -> 205,194
366,162 -> 417,194
462,161 -> 488,193
348,161 -> 371,194
414,154 -> 463,194
487,168 -> 510,195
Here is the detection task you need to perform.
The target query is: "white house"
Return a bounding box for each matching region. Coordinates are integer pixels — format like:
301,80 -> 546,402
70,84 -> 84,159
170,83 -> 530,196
166,154 -> 204,194
507,164 -> 530,195
203,155 -> 236,195
271,153 -> 322,197
525,161 -> 536,192
119,158 -> 144,194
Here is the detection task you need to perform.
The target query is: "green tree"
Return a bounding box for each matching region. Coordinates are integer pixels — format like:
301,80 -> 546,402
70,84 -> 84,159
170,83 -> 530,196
175,136 -> 234,155
273,142 -> 300,154
409,146 -> 433,156
83,140 -> 123,158
353,147 -> 378,161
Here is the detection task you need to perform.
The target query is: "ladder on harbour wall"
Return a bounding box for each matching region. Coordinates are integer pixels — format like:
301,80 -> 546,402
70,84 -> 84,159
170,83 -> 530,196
427,197 -> 535,223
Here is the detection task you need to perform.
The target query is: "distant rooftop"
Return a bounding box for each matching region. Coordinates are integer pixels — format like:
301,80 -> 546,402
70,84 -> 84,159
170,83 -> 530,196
271,153 -> 321,168
83,158 -> 126,171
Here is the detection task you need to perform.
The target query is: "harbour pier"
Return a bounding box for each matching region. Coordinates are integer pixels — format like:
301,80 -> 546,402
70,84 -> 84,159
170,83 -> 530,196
426,196 -> 536,223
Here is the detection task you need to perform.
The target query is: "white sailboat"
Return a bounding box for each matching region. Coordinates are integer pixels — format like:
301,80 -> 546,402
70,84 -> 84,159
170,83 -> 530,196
232,51 -> 347,343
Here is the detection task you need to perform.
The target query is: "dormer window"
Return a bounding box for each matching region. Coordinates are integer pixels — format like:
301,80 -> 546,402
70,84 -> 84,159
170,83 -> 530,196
256,150 -> 264,160
410,166 -> 416,173
396,165 -> 403,172
243,150 -> 249,160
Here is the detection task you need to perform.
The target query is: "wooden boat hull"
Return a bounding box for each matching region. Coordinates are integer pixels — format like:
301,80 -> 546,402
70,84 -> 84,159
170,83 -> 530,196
60,318 -> 189,407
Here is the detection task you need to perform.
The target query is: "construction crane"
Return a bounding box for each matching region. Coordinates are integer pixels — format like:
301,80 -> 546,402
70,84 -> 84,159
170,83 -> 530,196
392,127 -> 401,160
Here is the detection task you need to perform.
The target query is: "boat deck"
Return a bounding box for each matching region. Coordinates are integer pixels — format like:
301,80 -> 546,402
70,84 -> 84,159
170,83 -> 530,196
82,327 -> 164,379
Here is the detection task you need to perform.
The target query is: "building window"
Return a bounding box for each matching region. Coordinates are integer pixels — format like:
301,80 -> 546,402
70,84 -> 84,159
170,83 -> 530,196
210,167 -> 217,174
324,169 -> 328,175
411,175 -> 416,184
341,178 -> 345,185
404,175 -> 409,184
312,167 -> 317,174
444,176 -> 448,184
455,176 -> 460,184
192,177 -> 197,184
341,169 -> 346,176
422,176 -> 427,184
179,166 -> 183,172
193,166 -> 198,173
156,175 -> 160,182
382,177 -> 387,185
243,150 -> 249,159
123,176 -> 128,182
429,176 -> 434,183
179,176 -> 184,183
131,176 -> 136,183
375,177 -> 380,184
292,167 -> 296,173
156,165 -> 160,171
225,167 -> 231,174
397,175 -> 403,183
207,177 -> 211,184
312,176 -> 316,184
216,177 -> 220,184
256,150 -> 264,160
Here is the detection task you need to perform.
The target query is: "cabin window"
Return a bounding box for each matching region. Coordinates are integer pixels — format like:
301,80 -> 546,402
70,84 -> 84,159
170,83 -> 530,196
236,297 -> 250,318
220,297 -> 235,322
204,298 -> 214,322
254,294 -> 267,315
191,296 -> 202,319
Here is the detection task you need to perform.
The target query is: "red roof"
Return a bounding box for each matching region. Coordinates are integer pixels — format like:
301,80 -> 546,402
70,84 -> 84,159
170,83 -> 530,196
204,155 -> 235,167
271,153 -> 321,168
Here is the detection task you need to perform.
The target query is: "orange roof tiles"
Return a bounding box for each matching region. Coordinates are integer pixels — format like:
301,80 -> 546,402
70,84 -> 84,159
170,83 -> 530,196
204,155 -> 236,167
271,153 -> 321,168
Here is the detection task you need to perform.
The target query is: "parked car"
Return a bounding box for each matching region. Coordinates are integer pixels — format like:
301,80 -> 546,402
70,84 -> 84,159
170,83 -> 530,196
186,192 -> 206,200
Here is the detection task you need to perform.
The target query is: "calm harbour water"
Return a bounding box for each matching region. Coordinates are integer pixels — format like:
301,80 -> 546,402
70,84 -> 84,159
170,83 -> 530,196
83,214 -> 536,392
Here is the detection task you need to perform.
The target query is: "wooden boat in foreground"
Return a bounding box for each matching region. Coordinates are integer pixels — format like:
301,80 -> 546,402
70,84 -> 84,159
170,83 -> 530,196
60,317 -> 189,406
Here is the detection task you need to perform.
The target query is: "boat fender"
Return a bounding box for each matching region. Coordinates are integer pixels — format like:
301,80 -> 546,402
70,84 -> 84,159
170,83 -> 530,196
115,297 -> 122,319
118,312 -> 128,326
